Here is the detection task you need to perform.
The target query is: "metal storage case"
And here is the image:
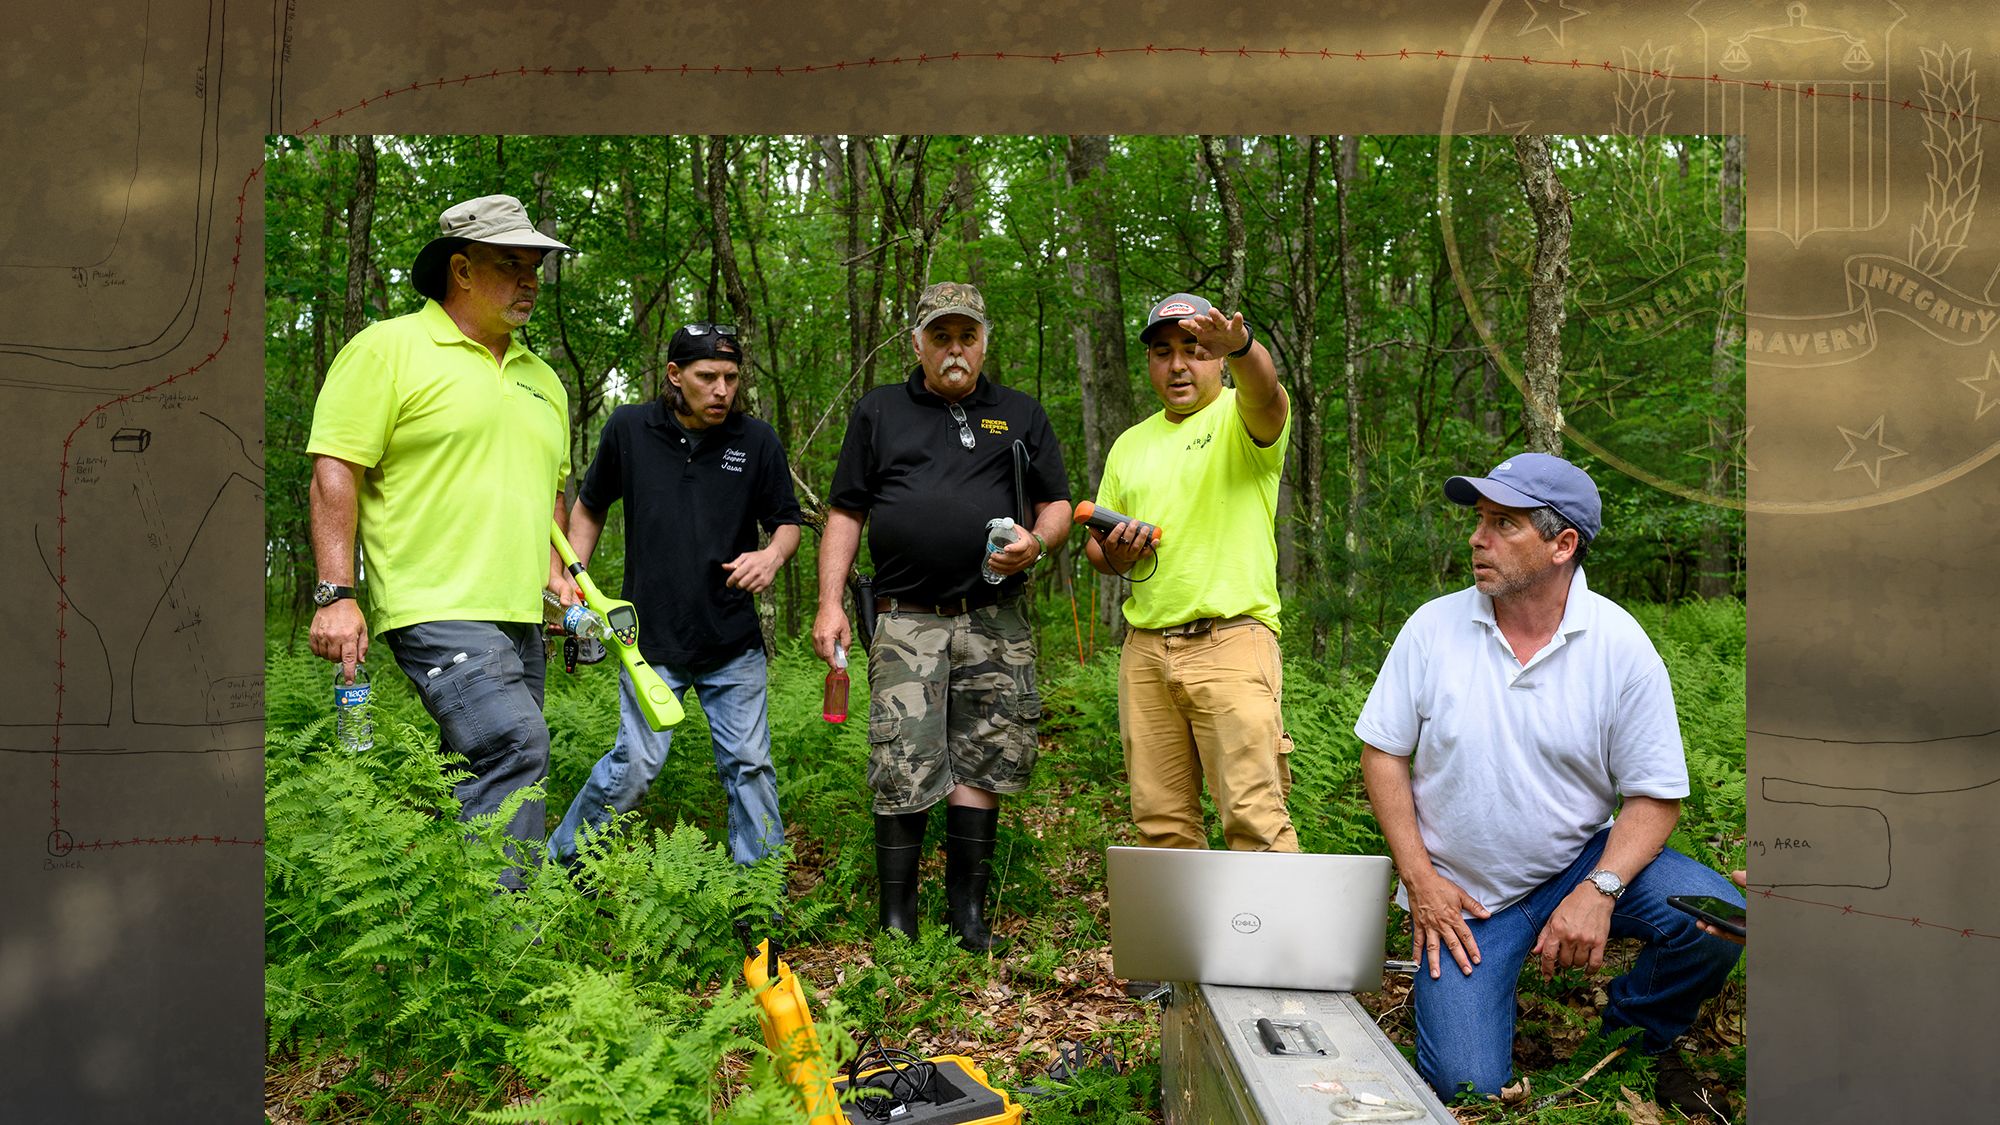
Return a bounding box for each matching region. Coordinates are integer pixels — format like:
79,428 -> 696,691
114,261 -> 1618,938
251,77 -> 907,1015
1161,982 -> 1457,1124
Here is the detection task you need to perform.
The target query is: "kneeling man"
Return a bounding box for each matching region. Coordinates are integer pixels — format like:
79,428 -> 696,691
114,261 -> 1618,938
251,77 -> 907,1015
1355,452 -> 1742,1114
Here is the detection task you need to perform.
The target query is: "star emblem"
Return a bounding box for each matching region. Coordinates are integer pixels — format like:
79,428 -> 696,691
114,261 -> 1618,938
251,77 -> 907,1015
1684,418 -> 1756,473
1519,0 -> 1587,49
1958,352 -> 2000,420
1474,103 -> 1531,137
1567,361 -> 1637,419
1832,415 -> 1907,488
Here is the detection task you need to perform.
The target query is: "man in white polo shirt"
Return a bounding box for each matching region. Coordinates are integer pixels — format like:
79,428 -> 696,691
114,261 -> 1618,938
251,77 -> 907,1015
1355,453 -> 1741,1116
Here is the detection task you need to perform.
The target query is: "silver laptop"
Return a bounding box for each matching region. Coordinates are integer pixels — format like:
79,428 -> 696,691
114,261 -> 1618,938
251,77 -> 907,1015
1107,847 -> 1395,993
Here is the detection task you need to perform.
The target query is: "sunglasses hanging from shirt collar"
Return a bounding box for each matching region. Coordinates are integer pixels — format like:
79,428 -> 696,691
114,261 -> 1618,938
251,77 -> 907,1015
946,402 -> 976,450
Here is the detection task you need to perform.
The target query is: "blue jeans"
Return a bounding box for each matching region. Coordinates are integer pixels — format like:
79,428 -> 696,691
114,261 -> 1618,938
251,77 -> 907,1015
549,647 -> 785,867
1411,828 -> 1744,1100
381,619 -> 549,891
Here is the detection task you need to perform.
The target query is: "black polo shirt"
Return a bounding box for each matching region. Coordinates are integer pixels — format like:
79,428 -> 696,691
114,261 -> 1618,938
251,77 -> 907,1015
577,401 -> 803,668
829,367 -> 1069,603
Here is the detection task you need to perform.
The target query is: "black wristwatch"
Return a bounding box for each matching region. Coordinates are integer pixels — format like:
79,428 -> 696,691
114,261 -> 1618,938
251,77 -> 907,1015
312,580 -> 356,607
1228,324 -> 1255,359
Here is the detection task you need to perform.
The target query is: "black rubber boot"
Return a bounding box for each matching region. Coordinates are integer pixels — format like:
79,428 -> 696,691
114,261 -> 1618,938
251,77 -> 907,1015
874,810 -> 929,939
945,805 -> 1001,953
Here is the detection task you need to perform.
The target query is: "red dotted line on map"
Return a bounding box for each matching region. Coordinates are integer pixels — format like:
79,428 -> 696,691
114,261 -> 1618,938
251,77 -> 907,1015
284,47 -> 1995,133
50,832 -> 265,856
47,166 -> 262,852
1752,886 -> 2000,941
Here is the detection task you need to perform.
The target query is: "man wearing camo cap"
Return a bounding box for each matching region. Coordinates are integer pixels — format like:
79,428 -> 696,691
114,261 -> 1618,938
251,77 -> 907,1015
813,281 -> 1072,951
308,193 -> 579,890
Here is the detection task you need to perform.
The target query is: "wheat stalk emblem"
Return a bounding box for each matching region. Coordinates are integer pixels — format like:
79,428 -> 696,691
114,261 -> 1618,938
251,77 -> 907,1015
1909,43 -> 1980,275
1605,44 -> 1681,281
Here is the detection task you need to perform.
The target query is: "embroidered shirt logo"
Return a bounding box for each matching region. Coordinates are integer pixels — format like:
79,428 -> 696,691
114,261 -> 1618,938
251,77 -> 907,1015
721,448 -> 748,473
980,418 -> 1010,435
514,381 -> 552,406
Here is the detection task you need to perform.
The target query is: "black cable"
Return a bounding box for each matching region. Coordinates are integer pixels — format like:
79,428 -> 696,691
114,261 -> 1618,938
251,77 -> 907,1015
845,1034 -> 942,1120
1105,543 -> 1161,584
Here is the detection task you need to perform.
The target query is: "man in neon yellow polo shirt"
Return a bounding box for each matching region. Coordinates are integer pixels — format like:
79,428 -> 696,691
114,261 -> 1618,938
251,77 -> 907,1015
1084,292 -> 1299,852
307,194 -> 579,888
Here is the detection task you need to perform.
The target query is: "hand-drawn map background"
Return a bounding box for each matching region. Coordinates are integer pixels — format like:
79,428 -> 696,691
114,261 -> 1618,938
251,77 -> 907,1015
4,1 -> 1996,1120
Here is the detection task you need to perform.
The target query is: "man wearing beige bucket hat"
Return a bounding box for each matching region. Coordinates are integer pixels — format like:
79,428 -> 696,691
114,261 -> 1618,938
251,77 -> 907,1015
307,194 -> 579,889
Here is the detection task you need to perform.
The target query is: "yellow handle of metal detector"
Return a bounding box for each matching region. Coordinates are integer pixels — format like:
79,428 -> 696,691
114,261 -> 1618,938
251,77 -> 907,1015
550,521 -> 684,730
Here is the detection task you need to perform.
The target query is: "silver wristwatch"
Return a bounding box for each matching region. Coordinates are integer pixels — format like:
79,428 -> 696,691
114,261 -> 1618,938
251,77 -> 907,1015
312,580 -> 356,607
1585,869 -> 1626,899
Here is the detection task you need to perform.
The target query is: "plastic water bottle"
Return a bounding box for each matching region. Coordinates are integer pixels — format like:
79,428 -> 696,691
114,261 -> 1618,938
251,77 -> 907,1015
543,590 -> 610,639
980,517 -> 1018,585
334,662 -> 374,752
822,648 -> 849,724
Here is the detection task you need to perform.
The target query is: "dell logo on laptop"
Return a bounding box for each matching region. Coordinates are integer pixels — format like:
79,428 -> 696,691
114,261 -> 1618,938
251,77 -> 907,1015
1231,912 -> 1263,934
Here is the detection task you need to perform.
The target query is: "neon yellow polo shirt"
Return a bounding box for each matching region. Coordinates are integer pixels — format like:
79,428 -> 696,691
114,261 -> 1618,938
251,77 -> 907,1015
307,300 -> 570,633
1096,387 -> 1289,632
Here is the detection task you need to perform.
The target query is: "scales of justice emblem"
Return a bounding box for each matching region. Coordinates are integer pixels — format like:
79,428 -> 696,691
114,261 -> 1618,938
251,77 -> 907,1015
1691,0 -> 1907,245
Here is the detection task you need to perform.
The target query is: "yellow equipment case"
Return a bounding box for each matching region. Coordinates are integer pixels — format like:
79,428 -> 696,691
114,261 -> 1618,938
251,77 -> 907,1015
743,940 -> 1024,1125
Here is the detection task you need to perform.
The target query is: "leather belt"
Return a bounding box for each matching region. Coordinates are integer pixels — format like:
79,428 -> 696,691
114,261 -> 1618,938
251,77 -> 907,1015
876,591 -> 1013,617
1139,613 -> 1262,638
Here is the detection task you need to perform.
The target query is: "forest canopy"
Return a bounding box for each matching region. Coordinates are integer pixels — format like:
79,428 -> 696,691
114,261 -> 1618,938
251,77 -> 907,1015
264,133 -> 1745,666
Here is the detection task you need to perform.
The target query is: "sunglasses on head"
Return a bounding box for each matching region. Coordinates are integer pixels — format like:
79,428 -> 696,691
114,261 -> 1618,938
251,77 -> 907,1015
682,322 -> 738,339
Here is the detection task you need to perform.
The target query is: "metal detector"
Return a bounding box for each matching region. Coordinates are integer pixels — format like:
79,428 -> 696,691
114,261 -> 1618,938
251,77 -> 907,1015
549,520 -> 684,731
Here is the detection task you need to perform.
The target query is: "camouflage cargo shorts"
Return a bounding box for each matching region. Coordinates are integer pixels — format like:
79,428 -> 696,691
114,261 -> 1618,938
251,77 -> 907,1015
865,596 -> 1041,813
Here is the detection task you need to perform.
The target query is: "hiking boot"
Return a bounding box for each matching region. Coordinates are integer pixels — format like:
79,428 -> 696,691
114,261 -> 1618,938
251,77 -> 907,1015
1652,1051 -> 1727,1120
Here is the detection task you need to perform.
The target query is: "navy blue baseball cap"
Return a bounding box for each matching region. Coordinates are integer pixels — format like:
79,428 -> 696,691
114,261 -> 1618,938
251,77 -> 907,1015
1445,452 -> 1601,542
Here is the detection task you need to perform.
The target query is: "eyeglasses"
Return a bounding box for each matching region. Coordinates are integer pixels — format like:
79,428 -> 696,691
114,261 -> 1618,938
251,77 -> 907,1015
682,322 -> 739,339
947,402 -> 976,450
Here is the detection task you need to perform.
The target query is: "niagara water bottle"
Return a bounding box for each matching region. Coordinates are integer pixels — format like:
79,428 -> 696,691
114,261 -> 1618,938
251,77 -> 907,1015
334,662 -> 374,752
544,589 -> 611,639
980,517 -> 1019,585
822,647 -> 850,724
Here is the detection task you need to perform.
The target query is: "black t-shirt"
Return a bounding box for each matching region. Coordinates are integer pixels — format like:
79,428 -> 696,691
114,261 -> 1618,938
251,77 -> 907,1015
578,401 -> 803,668
829,367 -> 1070,603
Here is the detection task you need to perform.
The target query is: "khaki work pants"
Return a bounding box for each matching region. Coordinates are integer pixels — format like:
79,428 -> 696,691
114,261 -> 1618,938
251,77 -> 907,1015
1118,619 -> 1298,851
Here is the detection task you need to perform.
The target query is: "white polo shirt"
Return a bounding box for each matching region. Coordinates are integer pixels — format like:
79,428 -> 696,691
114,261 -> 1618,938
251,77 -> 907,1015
1354,567 -> 1689,914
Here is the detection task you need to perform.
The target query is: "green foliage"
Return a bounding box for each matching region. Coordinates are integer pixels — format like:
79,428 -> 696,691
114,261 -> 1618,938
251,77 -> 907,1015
265,689 -> 794,1122
473,972 -> 805,1125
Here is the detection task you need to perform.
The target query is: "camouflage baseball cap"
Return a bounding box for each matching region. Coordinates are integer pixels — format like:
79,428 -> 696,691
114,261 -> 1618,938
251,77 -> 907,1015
912,281 -> 989,331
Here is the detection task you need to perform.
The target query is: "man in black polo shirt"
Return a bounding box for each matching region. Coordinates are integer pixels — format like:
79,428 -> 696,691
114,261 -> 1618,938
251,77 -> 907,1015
813,281 -> 1072,952
550,324 -> 803,869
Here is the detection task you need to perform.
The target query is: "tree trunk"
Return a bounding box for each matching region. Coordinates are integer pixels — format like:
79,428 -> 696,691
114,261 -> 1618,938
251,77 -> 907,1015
311,137 -> 338,392
1700,134 -> 1745,598
1478,212 -> 1505,450
703,137 -> 757,335
1335,136 -> 1365,668
840,136 -> 866,398
341,134 -> 377,344
1199,135 -> 1249,312
953,151 -> 984,290
1063,135 -> 1139,630
620,145 -> 670,404
1283,136 -> 1325,661
1512,135 -> 1572,456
